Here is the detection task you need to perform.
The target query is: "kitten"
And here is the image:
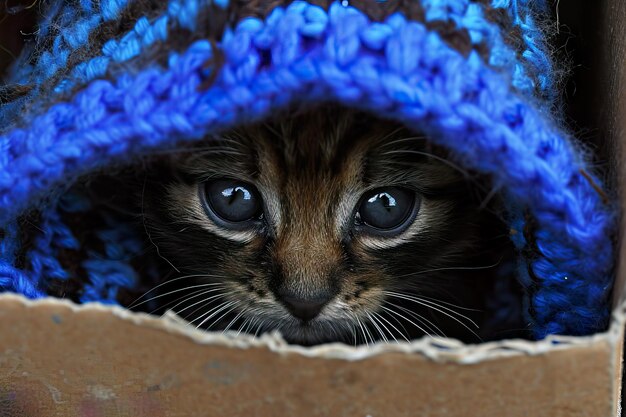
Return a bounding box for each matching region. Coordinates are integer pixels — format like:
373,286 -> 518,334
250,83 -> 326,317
140,105 -> 514,346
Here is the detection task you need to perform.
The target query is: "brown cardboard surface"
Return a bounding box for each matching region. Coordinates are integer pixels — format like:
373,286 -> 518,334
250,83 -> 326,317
0,294 -> 623,417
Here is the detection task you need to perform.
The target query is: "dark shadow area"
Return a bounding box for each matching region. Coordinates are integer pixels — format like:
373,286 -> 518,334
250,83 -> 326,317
554,0 -> 625,409
554,1 -> 606,161
0,0 -> 38,79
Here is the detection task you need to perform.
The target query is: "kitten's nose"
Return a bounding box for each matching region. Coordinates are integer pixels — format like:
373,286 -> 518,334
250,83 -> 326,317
281,294 -> 329,322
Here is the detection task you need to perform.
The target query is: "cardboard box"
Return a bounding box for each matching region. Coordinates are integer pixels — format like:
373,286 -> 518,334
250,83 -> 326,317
0,295 -> 623,417
1,1 -> 625,416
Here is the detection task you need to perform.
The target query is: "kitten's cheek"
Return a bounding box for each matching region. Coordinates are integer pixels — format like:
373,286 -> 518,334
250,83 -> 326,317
333,287 -> 386,316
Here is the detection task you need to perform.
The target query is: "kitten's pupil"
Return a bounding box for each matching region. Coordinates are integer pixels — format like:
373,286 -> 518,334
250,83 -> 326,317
225,186 -> 250,204
369,192 -> 395,209
204,179 -> 261,223
358,187 -> 418,232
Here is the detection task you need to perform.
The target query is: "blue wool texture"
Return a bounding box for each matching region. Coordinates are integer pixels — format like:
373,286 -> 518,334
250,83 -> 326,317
0,0 -> 616,339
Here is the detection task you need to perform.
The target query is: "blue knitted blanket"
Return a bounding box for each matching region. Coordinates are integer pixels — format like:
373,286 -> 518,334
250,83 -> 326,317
0,0 -> 616,339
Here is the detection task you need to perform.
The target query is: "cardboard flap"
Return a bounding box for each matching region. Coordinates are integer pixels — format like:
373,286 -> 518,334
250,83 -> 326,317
0,294 -> 623,417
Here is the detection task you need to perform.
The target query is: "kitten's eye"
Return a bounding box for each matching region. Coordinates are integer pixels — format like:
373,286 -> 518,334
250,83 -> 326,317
356,187 -> 419,234
202,179 -> 263,225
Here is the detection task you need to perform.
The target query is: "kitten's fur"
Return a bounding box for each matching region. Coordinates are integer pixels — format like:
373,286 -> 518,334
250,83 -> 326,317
140,106 -> 514,345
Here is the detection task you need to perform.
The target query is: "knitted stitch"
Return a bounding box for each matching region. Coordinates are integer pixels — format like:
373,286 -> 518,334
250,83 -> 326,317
0,0 -> 616,339
0,0 -> 132,126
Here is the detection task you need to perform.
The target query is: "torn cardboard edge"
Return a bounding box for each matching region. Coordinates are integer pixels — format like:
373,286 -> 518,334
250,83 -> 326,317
2,290 -> 619,417
2,292 -> 624,365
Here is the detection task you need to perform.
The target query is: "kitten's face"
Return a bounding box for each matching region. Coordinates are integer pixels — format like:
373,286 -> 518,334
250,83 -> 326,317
143,108 -> 499,345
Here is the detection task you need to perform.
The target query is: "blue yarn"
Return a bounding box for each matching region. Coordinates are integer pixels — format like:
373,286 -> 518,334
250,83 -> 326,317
56,0 -> 207,94
0,222 -> 20,265
22,0 -> 130,83
0,0 -> 615,339
0,0 -> 132,129
491,0 -> 555,102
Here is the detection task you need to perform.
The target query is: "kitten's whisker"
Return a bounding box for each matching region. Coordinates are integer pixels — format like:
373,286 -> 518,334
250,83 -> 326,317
143,148 -> 245,157
148,287 -> 216,314
326,320 -> 342,341
142,176 -> 181,273
253,317 -> 266,338
372,128 -> 412,146
146,141 -> 245,159
384,291 -> 479,326
262,122 -> 283,139
130,282 -> 225,309
378,135 -> 428,149
381,305 -> 433,338
236,316 -> 252,336
165,288 -> 225,313
367,313 -> 389,343
222,307 -> 247,333
208,303 -> 241,330
371,312 -> 402,343
394,303 -> 443,336
184,300 -> 228,326
373,311 -> 409,343
479,184 -> 502,210
196,301 -> 237,330
394,261 -> 501,279
354,316 -> 369,347
363,318 -> 377,345
173,291 -> 226,317
186,142 -> 247,154
127,274 -> 225,308
244,315 -> 259,336
359,315 -> 376,346
384,292 -> 482,341
396,280 -> 480,309
186,301 -> 224,327
382,149 -> 472,179
379,305 -> 413,340
209,135 -> 250,146
181,295 -> 222,322
400,292 -> 483,312
386,301 -> 445,337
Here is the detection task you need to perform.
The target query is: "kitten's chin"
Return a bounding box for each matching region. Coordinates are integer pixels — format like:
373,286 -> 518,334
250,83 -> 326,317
272,318 -> 354,346
279,329 -> 341,346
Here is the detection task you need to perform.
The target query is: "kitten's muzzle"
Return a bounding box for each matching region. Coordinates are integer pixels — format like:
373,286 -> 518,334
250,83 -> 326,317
279,291 -> 332,322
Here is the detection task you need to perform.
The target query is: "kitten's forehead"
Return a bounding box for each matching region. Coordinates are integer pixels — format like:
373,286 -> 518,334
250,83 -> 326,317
251,109 -> 394,230
261,109 -> 407,179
